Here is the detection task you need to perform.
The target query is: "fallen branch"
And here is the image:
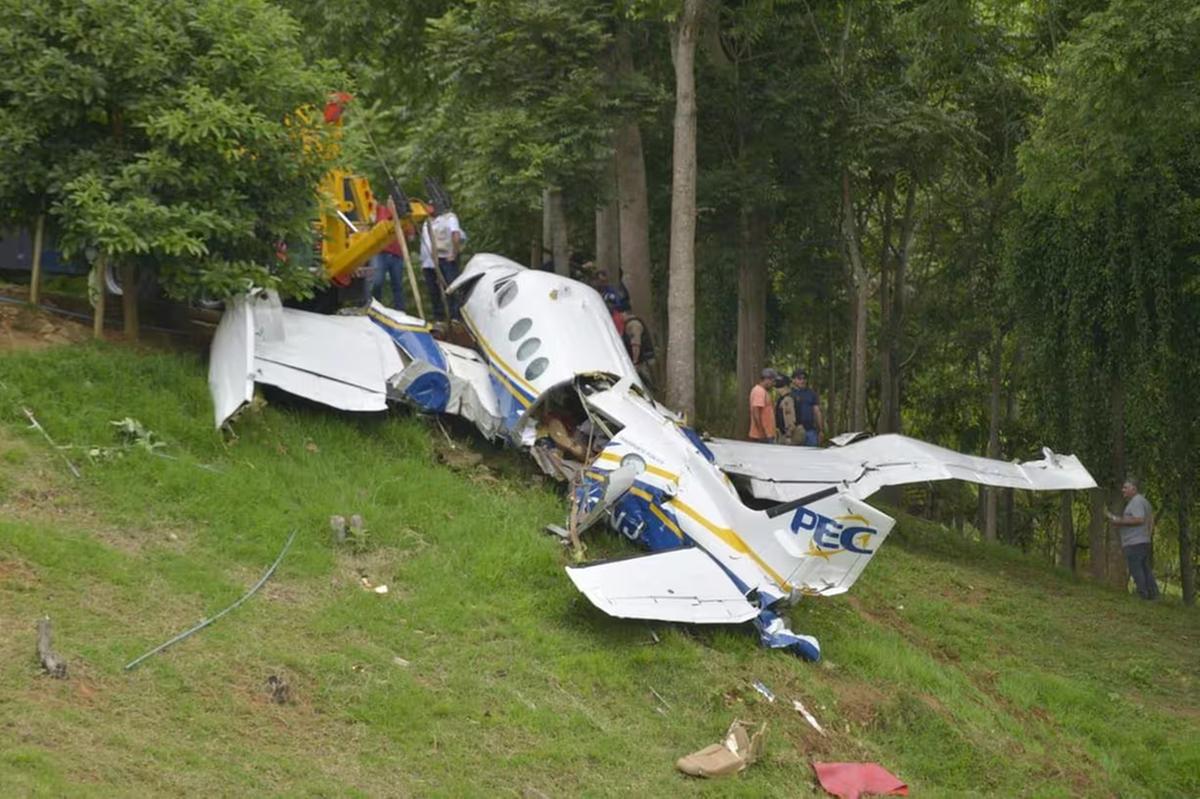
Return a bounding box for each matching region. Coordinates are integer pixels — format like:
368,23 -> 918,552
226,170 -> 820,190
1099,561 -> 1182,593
37,616 -> 68,678
123,529 -> 297,671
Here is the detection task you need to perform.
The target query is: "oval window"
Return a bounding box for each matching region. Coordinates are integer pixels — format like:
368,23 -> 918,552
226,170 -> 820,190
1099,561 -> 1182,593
508,317 -> 532,341
524,357 -> 549,381
516,337 -> 541,360
496,280 -> 518,308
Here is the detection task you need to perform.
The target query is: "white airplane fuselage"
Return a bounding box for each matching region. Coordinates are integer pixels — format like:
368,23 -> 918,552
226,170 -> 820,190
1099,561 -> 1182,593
210,252 -> 1098,660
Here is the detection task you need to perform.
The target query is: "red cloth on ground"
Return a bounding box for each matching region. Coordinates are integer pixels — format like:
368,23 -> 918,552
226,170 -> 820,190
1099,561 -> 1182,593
812,762 -> 908,799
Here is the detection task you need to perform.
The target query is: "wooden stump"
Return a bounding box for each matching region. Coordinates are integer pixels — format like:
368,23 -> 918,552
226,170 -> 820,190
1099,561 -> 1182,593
37,616 -> 67,679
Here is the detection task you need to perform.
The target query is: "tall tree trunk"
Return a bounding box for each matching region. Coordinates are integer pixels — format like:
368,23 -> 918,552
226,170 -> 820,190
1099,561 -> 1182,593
984,329 -> 1002,542
826,304 -> 837,435
1089,487 -> 1107,581
1180,477 -> 1195,606
30,214 -> 45,306
878,184 -> 895,434
1002,488 -> 1015,545
614,26 -> 653,331
841,168 -> 868,431
665,0 -> 702,420
1059,492 -> 1076,571
735,209 -> 767,438
92,257 -> 107,339
119,262 -> 139,342
1106,376 -> 1128,587
595,149 -> 620,283
542,187 -> 569,275
889,180 -> 916,434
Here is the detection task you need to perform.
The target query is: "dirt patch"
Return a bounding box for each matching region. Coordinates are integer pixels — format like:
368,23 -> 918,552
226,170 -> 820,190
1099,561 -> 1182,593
0,302 -> 92,352
0,556 -> 40,590
831,679 -> 888,727
330,542 -> 427,598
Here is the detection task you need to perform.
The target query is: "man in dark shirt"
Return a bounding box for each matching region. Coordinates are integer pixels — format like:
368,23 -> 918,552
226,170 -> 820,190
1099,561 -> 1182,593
776,369 -> 824,446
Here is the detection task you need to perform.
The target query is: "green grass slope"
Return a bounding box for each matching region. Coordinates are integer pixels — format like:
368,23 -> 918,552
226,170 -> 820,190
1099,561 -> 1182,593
1,344 -> 1197,797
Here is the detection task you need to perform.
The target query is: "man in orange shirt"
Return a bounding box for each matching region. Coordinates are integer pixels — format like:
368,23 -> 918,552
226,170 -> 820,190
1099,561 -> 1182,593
748,368 -> 779,442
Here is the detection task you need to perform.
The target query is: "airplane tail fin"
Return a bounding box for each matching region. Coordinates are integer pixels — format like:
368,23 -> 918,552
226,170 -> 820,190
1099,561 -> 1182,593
774,493 -> 897,597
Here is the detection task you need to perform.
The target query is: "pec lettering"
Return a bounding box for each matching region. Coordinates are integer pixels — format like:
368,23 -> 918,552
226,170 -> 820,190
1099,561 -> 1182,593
790,508 -> 877,555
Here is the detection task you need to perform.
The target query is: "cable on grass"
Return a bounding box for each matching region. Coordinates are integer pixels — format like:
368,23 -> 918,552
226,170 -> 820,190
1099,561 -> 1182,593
123,528 -> 298,671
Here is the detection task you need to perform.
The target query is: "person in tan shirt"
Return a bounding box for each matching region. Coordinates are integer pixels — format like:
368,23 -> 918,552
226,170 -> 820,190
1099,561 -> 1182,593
748,369 -> 779,442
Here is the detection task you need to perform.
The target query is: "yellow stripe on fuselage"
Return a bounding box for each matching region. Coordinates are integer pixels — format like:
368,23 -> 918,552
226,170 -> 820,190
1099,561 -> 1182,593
669,498 -> 792,591
366,309 -> 432,333
461,310 -> 540,397
488,363 -> 532,408
596,451 -> 679,483
649,503 -> 684,541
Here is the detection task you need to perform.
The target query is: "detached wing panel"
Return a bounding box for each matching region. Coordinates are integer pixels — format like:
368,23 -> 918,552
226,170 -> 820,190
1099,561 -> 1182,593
208,292 -> 404,425
708,433 -> 1096,503
209,294 -> 255,427
566,548 -> 757,624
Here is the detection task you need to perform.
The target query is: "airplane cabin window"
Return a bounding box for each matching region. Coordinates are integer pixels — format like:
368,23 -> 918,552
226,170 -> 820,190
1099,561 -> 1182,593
524,357 -> 549,381
496,279 -> 518,308
516,337 -> 541,360
508,317 -> 533,341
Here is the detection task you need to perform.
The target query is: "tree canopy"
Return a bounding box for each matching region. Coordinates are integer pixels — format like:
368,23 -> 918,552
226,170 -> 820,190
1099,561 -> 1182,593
0,0 -> 341,299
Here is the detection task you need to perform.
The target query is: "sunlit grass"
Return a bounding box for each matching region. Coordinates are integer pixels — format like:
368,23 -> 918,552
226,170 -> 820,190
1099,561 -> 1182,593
0,343 -> 1197,796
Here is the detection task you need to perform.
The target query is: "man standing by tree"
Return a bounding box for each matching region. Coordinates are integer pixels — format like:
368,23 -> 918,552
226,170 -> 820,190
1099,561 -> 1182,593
1107,477 -> 1159,600
776,369 -> 824,446
748,369 -> 779,443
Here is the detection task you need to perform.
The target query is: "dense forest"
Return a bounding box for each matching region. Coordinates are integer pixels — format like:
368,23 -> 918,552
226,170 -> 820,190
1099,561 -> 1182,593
1,0 -> 1196,601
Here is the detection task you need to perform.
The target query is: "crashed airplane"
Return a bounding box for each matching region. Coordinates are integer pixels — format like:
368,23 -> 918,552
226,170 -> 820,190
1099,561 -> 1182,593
209,253 -> 1097,660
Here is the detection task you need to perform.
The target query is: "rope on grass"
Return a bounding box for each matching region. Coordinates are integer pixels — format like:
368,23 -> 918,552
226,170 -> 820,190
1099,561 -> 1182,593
123,528 -> 298,671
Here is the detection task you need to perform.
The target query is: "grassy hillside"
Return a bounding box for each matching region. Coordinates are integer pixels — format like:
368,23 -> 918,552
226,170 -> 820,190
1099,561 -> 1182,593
1,342 -> 1197,797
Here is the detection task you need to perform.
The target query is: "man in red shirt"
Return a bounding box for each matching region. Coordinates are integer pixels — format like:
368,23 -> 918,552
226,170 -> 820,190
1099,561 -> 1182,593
748,369 -> 779,442
370,202 -> 407,310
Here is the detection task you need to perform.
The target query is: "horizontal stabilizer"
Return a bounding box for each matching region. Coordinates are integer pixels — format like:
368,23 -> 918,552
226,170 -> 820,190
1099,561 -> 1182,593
566,548 -> 757,624
707,433 -> 1097,503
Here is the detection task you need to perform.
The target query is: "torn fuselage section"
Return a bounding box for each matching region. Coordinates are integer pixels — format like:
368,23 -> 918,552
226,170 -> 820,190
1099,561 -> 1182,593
548,379 -> 830,659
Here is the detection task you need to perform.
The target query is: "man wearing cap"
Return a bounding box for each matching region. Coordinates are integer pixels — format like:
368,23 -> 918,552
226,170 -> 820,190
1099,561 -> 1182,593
776,369 -> 824,446
748,369 -> 779,443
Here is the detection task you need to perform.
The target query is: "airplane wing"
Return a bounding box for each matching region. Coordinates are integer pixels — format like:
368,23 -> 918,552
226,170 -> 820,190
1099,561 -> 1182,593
707,433 -> 1097,503
210,292 -> 401,427
565,548 -> 758,624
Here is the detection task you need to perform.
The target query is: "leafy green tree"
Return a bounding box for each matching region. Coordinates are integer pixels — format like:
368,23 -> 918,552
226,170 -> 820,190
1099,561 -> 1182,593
417,0 -> 617,257
1016,0 -> 1200,600
0,0 -> 340,336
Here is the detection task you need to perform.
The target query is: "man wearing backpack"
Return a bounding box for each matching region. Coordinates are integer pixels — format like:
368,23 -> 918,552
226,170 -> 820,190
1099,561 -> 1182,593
603,288 -> 656,390
776,369 -> 824,446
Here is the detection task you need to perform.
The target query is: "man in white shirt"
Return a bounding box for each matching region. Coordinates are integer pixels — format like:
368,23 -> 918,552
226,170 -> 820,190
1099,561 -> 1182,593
421,201 -> 467,321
